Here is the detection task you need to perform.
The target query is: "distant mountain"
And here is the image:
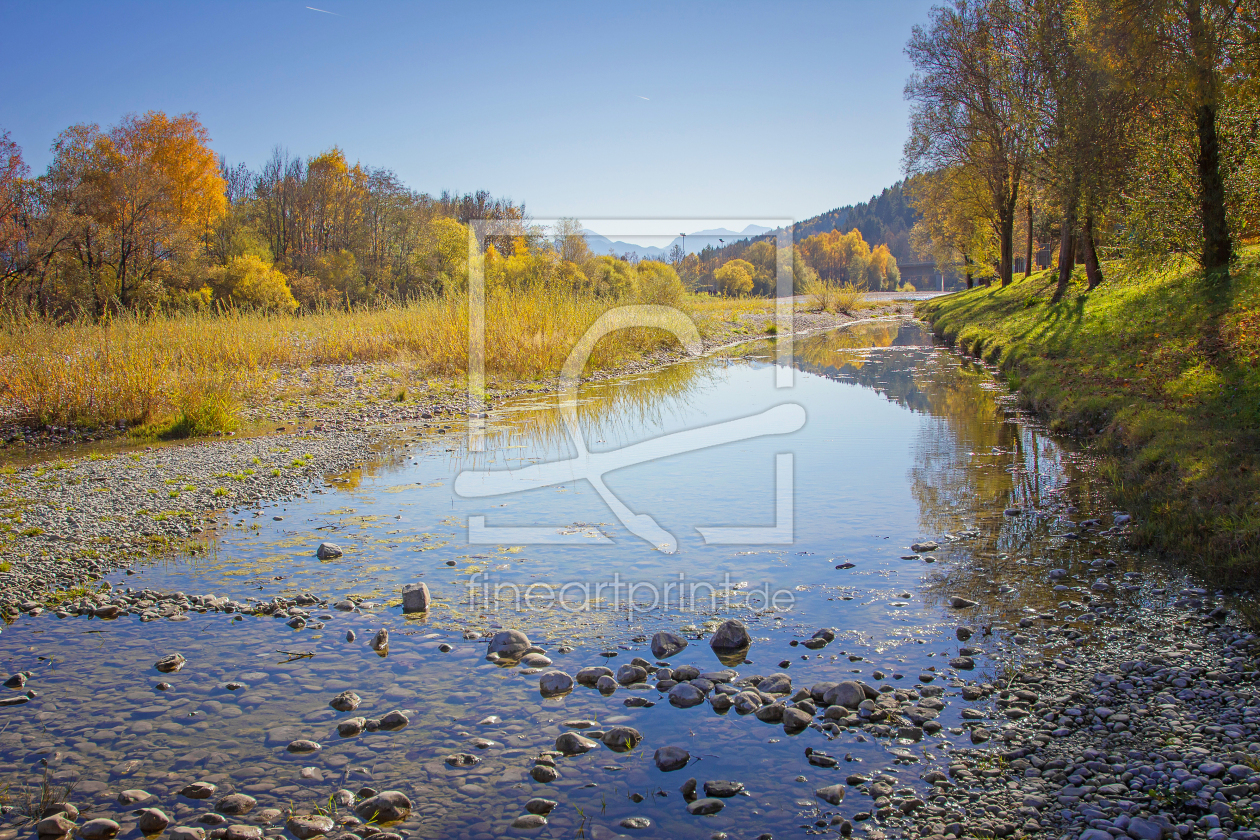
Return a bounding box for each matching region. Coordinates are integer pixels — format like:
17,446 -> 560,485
582,224 -> 772,260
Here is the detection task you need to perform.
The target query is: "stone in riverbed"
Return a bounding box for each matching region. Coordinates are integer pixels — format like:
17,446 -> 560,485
511,814 -> 547,829
815,784 -> 845,805
338,717 -> 367,737
401,583 -> 430,613
539,671 -> 574,698
703,781 -> 744,798
487,629 -> 531,658
654,746 -> 690,771
530,765 -> 559,783
650,631 -> 687,659
36,816 -> 75,839
822,681 -> 866,710
136,809 -> 171,834
525,798 -> 557,815
910,541 -> 938,552
575,666 -> 613,686
179,783 -> 217,800
686,798 -> 724,816
224,825 -> 261,840
214,794 -> 257,816
595,675 -> 618,695
285,816 -> 334,840
329,691 -> 361,712
709,619 -> 751,653
78,820 -> 120,840
555,732 -> 599,755
286,739 -> 320,753
154,654 -> 186,673
616,664 -> 647,685
316,543 -> 343,560
378,710 -> 409,730
168,828 -> 205,840
602,726 -> 642,752
353,791 -> 411,823
118,789 -> 154,806
668,683 -> 705,708
948,596 -> 978,609
371,628 -> 388,651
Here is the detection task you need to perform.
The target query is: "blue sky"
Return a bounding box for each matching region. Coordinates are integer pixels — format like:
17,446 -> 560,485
0,1 -> 936,238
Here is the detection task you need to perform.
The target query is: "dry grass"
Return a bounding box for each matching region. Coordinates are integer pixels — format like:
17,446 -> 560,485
801,278 -> 865,314
0,290 -> 753,435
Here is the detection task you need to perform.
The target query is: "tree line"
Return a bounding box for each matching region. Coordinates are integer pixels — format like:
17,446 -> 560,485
904,0 -> 1260,296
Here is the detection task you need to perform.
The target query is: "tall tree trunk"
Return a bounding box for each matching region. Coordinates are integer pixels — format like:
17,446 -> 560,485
1052,187 -> 1078,303
1187,0 -> 1232,275
1024,200 -> 1033,278
965,254 -> 974,289
999,200 -> 1015,286
1083,214 -> 1103,290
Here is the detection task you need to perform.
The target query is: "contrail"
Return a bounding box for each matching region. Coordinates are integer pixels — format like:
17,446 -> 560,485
636,95 -> 650,100
306,6 -> 340,14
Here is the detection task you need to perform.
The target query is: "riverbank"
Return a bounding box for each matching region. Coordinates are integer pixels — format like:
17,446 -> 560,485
0,301 -> 913,608
916,251 -> 1260,586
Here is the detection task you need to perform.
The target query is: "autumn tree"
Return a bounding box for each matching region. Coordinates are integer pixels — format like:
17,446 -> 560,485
905,0 -> 1035,286
714,259 -> 755,296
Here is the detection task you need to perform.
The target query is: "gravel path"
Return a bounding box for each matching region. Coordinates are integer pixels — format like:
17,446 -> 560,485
0,304 -> 913,608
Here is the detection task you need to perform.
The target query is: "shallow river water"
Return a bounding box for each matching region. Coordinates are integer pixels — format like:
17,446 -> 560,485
0,320 -> 1157,839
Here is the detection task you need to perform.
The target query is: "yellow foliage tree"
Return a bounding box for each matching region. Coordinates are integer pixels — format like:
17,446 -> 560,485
797,229 -> 871,286
715,258 -> 755,296
634,260 -> 685,306
211,255 -> 298,313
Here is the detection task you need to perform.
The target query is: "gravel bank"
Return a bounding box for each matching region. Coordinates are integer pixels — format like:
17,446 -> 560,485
0,305 -> 913,606
900,591 -> 1260,840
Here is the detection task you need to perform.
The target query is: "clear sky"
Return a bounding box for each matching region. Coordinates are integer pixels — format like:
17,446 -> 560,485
0,1 -> 937,236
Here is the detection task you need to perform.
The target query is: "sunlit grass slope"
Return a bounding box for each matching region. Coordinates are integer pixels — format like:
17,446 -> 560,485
918,248 -> 1260,583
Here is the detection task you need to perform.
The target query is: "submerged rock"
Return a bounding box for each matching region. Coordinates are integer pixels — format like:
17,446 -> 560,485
650,631 -> 688,658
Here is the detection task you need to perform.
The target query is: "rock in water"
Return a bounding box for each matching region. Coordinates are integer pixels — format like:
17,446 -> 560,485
136,809 -> 171,834
576,666 -> 613,686
668,683 -> 705,708
154,653 -> 186,673
371,628 -> 388,651
286,739 -> 321,753
815,784 -> 845,805
709,619 -> 751,652
345,630 -> 356,642
285,816 -> 334,840
602,726 -> 642,752
378,710 -> 409,730
36,816 -> 75,839
78,820 -> 121,840
539,671 -> 574,698
316,542 -> 343,560
215,794 -> 257,816
488,629 -> 531,658
650,631 -> 687,659
329,691 -> 361,712
524,799 -> 557,815
822,681 -> 866,709
654,746 -> 690,771
554,732 -> 598,755
179,782 -> 217,800
401,583 -> 430,613
686,798 -> 724,815
511,815 -> 547,829
948,596 -> 978,609
910,541 -> 938,552
353,791 -> 411,823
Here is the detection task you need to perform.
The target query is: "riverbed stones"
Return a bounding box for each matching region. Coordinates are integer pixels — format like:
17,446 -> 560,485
214,794 -> 256,816
371,628 -> 388,651
224,826 -> 261,840
136,809 -> 171,834
378,710 -> 409,730
555,732 -> 599,755
316,542 -> 342,560
602,726 -> 642,752
703,781 -> 744,798
488,628 -> 531,658
286,739 -> 320,753
654,746 -> 690,771
686,798 -> 724,816
524,798 -> 557,815
823,680 -> 866,709
78,819 -> 120,840
338,717 -> 366,737
354,791 -> 410,823
616,664 -> 647,685
910,540 -> 938,552
669,683 -> 705,708
400,582 -> 430,612
815,784 -> 846,805
179,782 -> 217,800
511,814 -> 547,829
445,753 -> 479,767
948,596 -> 978,609
36,816 -> 74,839
168,828 -> 205,840
284,816 -> 334,840
596,675 -> 618,694
329,690 -> 361,712
576,666 -> 613,686
709,619 -> 751,653
154,653 -> 186,673
650,631 -> 688,658
118,790 -> 153,807
530,765 -> 559,783
539,670 -> 574,697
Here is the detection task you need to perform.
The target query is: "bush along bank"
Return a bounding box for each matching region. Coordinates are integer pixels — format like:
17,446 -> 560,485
916,251 -> 1260,587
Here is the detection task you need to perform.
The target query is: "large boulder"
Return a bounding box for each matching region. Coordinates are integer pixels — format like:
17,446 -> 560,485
654,746 -> 690,771
822,681 -> 866,710
554,732 -> 598,755
539,671 -> 574,698
602,726 -> 642,753
575,666 -> 613,686
316,542 -> 343,560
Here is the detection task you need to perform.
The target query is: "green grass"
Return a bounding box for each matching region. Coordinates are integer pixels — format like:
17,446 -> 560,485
918,249 -> 1260,584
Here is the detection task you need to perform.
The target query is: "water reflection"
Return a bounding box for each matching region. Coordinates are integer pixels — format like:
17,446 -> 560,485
0,319 -> 1159,840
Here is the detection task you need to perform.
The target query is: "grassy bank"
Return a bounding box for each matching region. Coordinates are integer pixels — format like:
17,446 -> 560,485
0,291 -> 775,439
917,248 -> 1260,584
